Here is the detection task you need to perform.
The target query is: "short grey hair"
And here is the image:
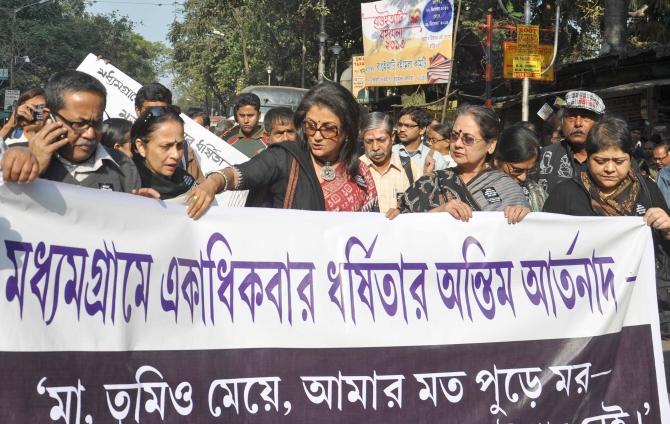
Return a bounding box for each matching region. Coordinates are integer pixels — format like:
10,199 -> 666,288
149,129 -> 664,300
359,112 -> 394,141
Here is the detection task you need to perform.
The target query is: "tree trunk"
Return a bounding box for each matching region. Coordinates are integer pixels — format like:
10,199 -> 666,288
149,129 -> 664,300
231,8 -> 250,76
603,0 -> 630,55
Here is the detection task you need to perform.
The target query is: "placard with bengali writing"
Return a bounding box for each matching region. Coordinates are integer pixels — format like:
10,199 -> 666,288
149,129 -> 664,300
361,0 -> 455,87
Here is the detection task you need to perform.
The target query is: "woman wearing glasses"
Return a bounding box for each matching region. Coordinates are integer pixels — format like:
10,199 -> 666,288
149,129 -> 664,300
394,104 -> 530,224
425,123 -> 457,168
493,123 -> 547,211
188,82 -> 378,218
130,106 -> 197,201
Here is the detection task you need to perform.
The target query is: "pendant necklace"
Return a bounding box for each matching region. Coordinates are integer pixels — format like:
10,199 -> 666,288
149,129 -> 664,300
320,162 -> 336,181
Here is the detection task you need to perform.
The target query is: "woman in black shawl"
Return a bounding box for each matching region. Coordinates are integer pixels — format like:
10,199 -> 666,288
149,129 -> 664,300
131,106 -> 196,201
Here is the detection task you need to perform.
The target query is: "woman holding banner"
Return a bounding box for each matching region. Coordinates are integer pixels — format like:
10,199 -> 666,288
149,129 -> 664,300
543,116 -> 670,337
543,116 -> 670,229
391,104 -> 530,224
130,106 -> 197,201
187,82 -> 378,218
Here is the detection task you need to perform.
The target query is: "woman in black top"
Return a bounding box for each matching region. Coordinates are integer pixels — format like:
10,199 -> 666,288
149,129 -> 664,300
543,116 -> 670,229
131,106 -> 196,201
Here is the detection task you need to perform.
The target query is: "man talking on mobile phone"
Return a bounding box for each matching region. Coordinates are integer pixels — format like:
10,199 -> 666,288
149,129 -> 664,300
18,70 -> 141,193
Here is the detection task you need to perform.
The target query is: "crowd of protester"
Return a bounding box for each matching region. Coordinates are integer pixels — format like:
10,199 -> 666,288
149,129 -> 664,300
2,69 -> 670,335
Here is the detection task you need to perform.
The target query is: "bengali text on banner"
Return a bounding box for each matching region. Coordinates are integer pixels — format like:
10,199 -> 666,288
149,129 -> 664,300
0,179 -> 668,423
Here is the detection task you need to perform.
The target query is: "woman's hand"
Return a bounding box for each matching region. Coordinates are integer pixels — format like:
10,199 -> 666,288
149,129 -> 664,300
385,208 -> 400,220
430,199 -> 473,222
644,207 -> 670,239
186,178 -> 218,220
504,205 -> 530,224
423,149 -> 436,175
131,188 -> 160,199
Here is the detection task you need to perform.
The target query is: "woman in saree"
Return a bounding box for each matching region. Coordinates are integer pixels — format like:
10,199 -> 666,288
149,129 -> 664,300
393,104 -> 529,224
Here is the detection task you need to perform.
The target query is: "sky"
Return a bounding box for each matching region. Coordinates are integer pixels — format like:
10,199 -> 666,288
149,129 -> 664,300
87,0 -> 179,87
87,0 -> 179,43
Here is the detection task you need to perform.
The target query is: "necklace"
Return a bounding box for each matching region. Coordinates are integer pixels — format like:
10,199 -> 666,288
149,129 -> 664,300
320,162 -> 336,181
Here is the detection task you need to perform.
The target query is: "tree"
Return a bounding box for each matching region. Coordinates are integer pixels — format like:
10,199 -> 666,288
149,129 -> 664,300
169,0 -> 670,110
0,0 -> 167,95
603,0 -> 630,54
169,0 -> 364,111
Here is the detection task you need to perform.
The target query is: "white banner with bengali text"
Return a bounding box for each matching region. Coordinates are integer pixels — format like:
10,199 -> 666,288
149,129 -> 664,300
0,179 -> 668,423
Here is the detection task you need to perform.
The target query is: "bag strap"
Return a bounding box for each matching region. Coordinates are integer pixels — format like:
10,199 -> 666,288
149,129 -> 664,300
400,154 -> 414,184
283,158 -> 299,209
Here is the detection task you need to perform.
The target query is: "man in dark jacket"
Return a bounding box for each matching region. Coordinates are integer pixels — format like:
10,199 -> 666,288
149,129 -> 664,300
536,90 -> 605,195
25,70 -> 140,193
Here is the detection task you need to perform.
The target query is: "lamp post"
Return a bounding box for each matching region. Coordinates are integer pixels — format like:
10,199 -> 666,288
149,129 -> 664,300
266,64 -> 273,86
1,0 -> 52,89
329,41 -> 343,83
317,30 -> 328,83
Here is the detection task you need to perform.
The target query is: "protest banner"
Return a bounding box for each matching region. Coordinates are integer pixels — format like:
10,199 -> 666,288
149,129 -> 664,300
0,179 -> 669,423
76,54 -> 250,207
361,0 -> 455,86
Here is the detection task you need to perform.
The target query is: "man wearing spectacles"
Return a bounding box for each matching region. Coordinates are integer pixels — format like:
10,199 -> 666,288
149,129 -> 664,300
535,90 -> 605,195
392,107 -> 447,183
16,70 -> 140,192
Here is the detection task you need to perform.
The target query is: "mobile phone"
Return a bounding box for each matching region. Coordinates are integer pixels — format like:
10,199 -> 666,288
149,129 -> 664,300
48,112 -> 68,141
33,105 -> 44,121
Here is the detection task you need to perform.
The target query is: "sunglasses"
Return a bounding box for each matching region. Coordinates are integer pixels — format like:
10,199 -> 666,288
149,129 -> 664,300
140,106 -> 182,125
303,120 -> 339,140
449,130 -> 485,146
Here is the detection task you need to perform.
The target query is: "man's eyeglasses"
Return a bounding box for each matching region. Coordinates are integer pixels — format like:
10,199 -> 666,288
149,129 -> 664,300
428,137 -> 447,144
396,122 -> 420,130
449,130 -> 485,146
50,112 -> 103,133
303,120 -> 339,139
654,154 -> 669,162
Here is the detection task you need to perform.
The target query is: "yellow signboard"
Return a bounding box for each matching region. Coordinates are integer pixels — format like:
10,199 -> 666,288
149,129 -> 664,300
351,55 -> 368,104
513,54 -> 542,77
516,24 -> 539,54
503,41 -> 555,82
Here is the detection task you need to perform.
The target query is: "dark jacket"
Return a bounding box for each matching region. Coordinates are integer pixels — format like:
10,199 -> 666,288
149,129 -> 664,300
41,146 -> 141,193
535,139 -> 587,196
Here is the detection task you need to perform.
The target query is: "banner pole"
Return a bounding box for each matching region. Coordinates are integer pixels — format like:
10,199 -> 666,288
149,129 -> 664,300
440,0 -> 462,122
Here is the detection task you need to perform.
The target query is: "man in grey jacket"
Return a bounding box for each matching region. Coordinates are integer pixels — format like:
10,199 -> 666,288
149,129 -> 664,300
25,70 -> 140,193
